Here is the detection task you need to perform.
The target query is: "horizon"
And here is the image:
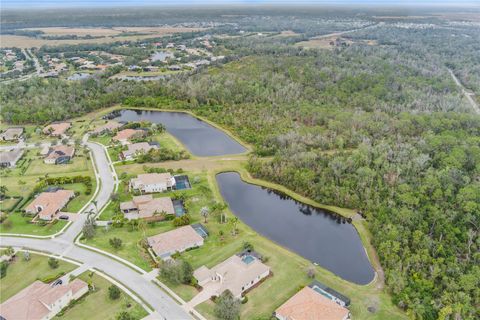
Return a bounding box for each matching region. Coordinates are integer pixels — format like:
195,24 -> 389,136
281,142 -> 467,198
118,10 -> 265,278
2,0 -> 480,9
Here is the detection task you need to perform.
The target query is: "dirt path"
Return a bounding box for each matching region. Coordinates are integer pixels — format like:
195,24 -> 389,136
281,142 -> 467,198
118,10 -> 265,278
448,68 -> 480,114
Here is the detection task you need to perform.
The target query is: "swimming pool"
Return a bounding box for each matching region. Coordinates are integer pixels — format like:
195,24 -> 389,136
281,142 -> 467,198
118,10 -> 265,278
174,175 -> 191,190
242,255 -> 255,264
172,200 -> 185,217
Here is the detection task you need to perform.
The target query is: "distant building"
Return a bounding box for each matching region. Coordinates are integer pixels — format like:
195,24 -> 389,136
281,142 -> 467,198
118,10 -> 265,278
120,195 -> 175,220
44,145 -> 75,164
130,173 -> 176,193
112,129 -> 146,145
274,286 -> 350,320
0,127 -> 24,141
92,121 -> 123,135
148,225 -> 204,260
25,189 -> 75,221
194,254 -> 270,298
120,142 -> 158,160
0,149 -> 24,168
0,279 -> 88,320
43,122 -> 71,137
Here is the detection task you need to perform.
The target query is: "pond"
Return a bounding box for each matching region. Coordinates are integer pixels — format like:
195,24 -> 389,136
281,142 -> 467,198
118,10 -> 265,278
216,172 -> 375,285
109,109 -> 246,156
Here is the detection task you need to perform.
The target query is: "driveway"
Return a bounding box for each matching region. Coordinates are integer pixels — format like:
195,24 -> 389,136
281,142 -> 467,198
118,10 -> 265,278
185,281 -> 221,309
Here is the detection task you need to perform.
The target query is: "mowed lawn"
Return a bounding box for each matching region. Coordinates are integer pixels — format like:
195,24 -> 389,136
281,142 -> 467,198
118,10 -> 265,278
24,155 -> 89,176
0,253 -> 76,303
0,212 -> 68,235
55,272 -> 147,320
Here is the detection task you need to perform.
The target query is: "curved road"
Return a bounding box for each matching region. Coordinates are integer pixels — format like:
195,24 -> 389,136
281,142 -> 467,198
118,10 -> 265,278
0,138 -> 191,319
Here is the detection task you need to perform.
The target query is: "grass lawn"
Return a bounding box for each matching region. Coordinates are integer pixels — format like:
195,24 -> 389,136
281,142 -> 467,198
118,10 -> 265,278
64,182 -> 94,212
158,276 -> 200,302
24,155 -> 90,176
0,198 -> 20,212
0,253 -> 76,303
55,272 -> 148,320
0,211 -> 68,235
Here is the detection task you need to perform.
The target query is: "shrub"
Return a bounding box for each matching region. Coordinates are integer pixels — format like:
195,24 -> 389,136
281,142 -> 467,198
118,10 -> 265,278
109,237 -> 123,249
0,261 -> 8,279
108,285 -> 121,300
173,214 -> 190,227
48,257 -> 59,269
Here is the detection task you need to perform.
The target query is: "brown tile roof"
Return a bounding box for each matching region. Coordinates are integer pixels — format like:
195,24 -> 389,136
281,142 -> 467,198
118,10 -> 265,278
148,225 -> 203,257
0,279 -> 88,320
43,122 -> 71,136
120,195 -> 175,218
93,121 -> 123,134
275,286 -> 350,320
25,189 -> 75,219
121,142 -> 158,158
112,129 -> 144,142
45,145 -> 75,161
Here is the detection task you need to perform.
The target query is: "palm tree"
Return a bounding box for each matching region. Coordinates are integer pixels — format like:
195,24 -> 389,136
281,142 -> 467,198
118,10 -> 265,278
200,206 -> 210,223
230,217 -> 239,236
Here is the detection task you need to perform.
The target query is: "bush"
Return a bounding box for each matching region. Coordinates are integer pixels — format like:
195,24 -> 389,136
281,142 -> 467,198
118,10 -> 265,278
0,261 -> 8,279
109,237 -> 123,249
116,311 -> 133,320
214,290 -> 241,320
48,257 -> 59,269
173,214 -> 190,227
108,284 -> 121,300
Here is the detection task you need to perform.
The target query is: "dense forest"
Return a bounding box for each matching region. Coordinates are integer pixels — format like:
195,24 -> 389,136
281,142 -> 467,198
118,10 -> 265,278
1,8 -> 479,320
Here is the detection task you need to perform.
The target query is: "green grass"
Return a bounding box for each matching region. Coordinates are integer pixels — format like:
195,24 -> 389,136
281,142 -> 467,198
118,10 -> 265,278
0,211 -> 68,235
0,198 -> 20,212
55,272 -> 148,320
158,276 -> 199,302
0,253 -> 76,303
24,155 -> 89,176
64,182 -> 94,212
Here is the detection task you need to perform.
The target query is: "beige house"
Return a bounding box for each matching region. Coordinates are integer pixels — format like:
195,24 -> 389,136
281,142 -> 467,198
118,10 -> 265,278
43,122 -> 71,137
275,286 -> 350,320
0,127 -> 24,141
43,145 -> 75,164
194,254 -> 270,298
120,142 -> 158,161
92,121 -> 123,135
112,129 -> 146,145
130,173 -> 176,193
0,149 -> 24,168
148,225 -> 204,260
25,189 -> 75,221
120,195 -> 175,220
0,279 -> 88,320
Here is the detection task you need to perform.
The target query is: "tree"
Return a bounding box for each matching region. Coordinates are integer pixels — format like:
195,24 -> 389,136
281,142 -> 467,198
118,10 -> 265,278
306,266 -> 316,278
109,237 -> 123,249
4,246 -> 14,257
214,290 -> 241,320
230,217 -> 239,236
48,257 -> 59,269
0,185 -> 8,199
0,261 -> 8,279
108,285 -> 121,300
180,260 -> 193,284
200,206 -> 210,223
23,251 -> 30,261
82,214 -> 96,239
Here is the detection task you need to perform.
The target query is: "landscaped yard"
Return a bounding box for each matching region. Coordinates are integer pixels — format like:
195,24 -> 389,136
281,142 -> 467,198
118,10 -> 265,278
24,154 -> 90,176
0,211 -> 68,235
0,253 -> 76,303
55,272 -> 148,320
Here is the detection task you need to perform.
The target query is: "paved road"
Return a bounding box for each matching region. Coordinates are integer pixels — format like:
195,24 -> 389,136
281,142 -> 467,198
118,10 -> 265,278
0,236 -> 190,319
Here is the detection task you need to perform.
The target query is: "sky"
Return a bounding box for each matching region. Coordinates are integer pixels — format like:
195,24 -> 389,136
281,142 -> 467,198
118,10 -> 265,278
2,0 -> 479,9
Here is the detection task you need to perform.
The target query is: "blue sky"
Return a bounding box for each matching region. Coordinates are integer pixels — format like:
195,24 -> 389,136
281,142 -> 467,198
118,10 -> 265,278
2,0 -> 479,9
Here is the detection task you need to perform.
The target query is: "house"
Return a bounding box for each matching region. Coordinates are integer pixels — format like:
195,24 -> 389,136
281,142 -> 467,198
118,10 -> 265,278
44,145 -> 75,164
92,121 -> 123,135
0,127 -> 24,141
148,225 -> 204,260
43,122 -> 71,137
130,173 -> 176,193
194,254 -> 270,298
274,286 -> 350,320
120,142 -> 158,160
112,129 -> 146,145
25,189 -> 75,221
0,149 -> 24,168
120,195 -> 175,220
0,279 -> 88,320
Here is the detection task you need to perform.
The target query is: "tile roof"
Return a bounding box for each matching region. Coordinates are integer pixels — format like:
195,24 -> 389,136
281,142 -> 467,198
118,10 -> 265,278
148,225 -> 203,257
45,145 -> 75,160
275,286 -> 350,320
113,129 -> 144,142
43,122 -> 71,136
122,142 -> 158,158
0,149 -> 24,164
121,195 -> 175,218
0,279 -> 88,320
0,127 -> 24,140
93,121 -> 123,134
131,173 -> 174,188
25,189 -> 75,219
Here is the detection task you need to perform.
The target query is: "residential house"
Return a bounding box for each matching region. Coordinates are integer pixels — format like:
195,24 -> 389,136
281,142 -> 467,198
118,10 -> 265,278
0,279 -> 88,320
130,173 -> 176,193
92,121 -> 123,135
112,129 -> 146,145
25,189 -> 75,221
44,145 -> 75,164
147,225 -> 204,260
0,127 -> 24,141
120,142 -> 158,160
43,122 -> 71,137
0,149 -> 24,168
194,254 -> 270,298
274,286 -> 350,320
120,195 -> 174,220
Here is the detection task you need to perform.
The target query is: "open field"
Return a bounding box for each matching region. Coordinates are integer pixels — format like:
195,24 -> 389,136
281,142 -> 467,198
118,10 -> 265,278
1,27 -> 206,48
0,253 -> 76,303
295,36 -> 377,49
55,272 -> 147,320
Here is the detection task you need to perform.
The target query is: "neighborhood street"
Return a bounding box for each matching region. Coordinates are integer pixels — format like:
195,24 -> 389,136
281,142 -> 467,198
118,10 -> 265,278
0,137 -> 192,319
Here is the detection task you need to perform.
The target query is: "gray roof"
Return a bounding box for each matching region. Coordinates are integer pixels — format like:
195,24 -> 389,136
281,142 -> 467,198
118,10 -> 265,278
0,149 -> 24,163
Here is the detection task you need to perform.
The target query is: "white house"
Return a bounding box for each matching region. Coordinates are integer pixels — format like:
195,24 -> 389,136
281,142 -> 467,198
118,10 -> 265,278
130,173 -> 176,193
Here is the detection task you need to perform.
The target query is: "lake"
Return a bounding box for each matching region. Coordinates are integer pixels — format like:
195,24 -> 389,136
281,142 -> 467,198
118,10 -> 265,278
110,109 -> 246,157
216,172 -> 375,285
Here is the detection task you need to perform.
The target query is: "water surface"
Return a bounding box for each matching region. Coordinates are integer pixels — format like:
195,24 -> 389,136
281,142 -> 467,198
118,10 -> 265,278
216,172 -> 375,285
111,109 -> 246,156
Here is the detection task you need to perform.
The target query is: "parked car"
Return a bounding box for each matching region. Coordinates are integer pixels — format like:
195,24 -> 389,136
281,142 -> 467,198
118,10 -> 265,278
59,215 -> 69,220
